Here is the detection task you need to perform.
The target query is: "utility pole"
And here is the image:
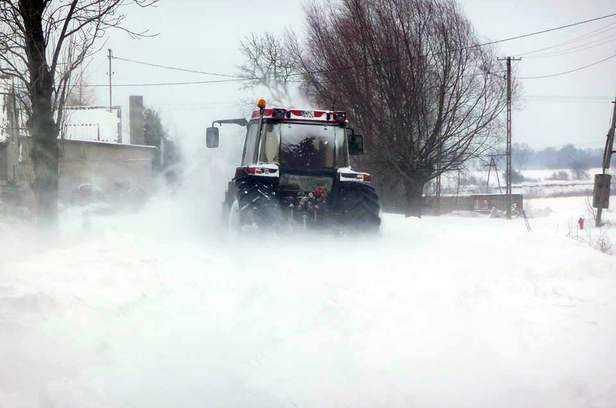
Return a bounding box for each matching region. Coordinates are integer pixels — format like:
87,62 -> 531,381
594,99 -> 616,226
485,156 -> 503,194
498,56 -> 521,219
78,71 -> 83,106
107,49 -> 113,111
6,87 -> 16,140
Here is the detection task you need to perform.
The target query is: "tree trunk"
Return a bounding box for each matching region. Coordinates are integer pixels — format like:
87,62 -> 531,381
22,1 -> 60,222
404,179 -> 425,217
30,109 -> 59,222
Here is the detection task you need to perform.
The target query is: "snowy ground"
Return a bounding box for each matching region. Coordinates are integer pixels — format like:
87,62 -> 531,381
1,191 -> 615,408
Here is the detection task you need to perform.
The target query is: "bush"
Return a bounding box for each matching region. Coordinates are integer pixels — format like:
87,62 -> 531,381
548,170 -> 569,181
502,169 -> 526,183
459,174 -> 479,186
511,169 -> 526,183
572,168 -> 589,180
594,233 -> 613,255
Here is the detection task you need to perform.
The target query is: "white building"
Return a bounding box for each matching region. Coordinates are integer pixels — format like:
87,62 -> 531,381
61,106 -> 122,143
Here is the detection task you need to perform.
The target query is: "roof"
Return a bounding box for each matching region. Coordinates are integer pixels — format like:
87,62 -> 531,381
59,138 -> 157,150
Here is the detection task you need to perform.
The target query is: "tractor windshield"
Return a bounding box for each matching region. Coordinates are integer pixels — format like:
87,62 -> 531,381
257,122 -> 348,170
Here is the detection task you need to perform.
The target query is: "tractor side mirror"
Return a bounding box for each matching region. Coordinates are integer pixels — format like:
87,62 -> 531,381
349,133 -> 364,155
206,126 -> 219,148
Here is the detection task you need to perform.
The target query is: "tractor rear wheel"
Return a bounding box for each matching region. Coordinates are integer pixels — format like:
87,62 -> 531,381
233,177 -> 279,227
330,182 -> 381,230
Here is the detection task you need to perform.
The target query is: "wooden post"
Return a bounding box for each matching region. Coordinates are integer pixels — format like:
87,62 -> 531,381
595,99 -> 616,227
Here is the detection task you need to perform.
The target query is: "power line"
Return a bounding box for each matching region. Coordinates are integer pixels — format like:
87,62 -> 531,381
57,10 -> 616,90
474,11 -> 616,48
519,53 -> 616,79
147,100 -> 238,106
522,99 -> 609,104
111,56 -> 245,79
516,21 -> 616,57
92,49 -> 616,87
289,11 -> 616,79
82,78 -> 245,87
521,95 -> 614,101
523,32 -> 616,59
107,11 -> 616,86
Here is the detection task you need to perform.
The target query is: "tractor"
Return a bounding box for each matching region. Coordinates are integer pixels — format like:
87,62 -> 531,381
206,99 -> 381,231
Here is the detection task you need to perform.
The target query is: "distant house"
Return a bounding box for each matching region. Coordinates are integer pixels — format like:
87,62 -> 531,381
61,106 -> 122,143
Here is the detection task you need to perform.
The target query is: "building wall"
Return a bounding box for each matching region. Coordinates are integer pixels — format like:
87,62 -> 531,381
58,139 -> 157,200
1,137 -> 157,205
0,144 -> 7,181
0,137 -> 33,208
0,136 -> 27,185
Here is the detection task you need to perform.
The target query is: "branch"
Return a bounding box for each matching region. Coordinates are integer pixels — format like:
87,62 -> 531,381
50,0 -> 79,76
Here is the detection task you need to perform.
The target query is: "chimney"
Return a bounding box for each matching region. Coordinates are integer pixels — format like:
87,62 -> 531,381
129,95 -> 144,145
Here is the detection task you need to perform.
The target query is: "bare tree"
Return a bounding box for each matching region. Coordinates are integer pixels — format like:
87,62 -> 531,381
0,0 -> 156,222
238,31 -> 299,105
65,69 -> 96,106
296,0 -> 507,214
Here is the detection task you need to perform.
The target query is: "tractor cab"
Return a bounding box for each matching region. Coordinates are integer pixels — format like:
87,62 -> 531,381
207,100 -> 365,175
206,99 -> 380,230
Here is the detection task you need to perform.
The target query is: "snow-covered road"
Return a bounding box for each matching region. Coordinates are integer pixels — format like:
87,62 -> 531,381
0,197 -> 615,408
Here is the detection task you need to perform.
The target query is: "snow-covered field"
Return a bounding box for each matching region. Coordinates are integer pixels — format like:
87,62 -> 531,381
441,167 -> 609,198
0,191 -> 615,407
516,169 -> 602,198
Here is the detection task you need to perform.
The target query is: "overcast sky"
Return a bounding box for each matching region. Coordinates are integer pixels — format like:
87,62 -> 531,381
88,0 -> 616,150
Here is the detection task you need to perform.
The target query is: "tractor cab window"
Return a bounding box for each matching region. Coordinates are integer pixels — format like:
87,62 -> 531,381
280,124 -> 339,170
241,123 -> 259,165
259,123 -> 280,164
336,128 -> 349,167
